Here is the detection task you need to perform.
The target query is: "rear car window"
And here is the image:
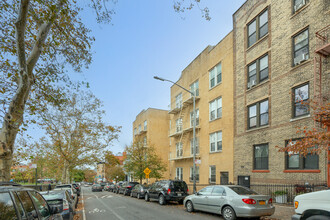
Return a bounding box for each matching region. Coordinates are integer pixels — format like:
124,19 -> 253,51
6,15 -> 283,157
228,186 -> 258,195
171,181 -> 187,191
29,192 -> 51,219
0,192 -> 17,220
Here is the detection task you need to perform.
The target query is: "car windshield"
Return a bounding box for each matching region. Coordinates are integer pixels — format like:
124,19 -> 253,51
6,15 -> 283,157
55,185 -> 71,189
46,200 -> 62,205
228,186 -> 258,195
94,184 -> 101,187
41,193 -> 63,200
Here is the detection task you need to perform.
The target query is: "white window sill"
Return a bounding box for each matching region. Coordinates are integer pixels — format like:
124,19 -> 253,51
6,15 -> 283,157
209,150 -> 222,154
290,114 -> 310,122
246,125 -> 269,133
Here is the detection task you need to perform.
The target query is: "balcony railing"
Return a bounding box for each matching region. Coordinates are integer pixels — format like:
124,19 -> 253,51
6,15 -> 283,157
315,25 -> 330,57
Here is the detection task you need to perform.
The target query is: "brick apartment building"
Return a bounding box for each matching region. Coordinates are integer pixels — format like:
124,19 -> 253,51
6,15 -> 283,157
168,32 -> 234,187
132,108 -> 170,180
233,0 -> 329,184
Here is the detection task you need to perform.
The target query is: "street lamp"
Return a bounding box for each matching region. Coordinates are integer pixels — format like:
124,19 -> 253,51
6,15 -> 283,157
154,76 -> 197,194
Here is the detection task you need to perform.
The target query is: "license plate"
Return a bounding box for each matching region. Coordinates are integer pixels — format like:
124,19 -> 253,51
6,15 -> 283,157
259,200 -> 266,205
177,193 -> 182,196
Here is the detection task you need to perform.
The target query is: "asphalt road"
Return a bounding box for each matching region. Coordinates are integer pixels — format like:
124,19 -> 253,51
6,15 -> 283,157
81,186 -> 223,220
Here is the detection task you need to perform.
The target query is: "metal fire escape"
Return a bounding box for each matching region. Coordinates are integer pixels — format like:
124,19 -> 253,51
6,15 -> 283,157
314,25 -> 330,188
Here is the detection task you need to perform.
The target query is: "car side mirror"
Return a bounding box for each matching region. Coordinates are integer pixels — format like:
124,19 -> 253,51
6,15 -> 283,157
196,192 -> 201,196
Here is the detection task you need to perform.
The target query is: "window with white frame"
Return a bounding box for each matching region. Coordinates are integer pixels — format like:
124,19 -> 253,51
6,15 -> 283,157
176,167 -> 183,180
175,93 -> 183,108
134,128 -> 137,135
190,80 -> 199,97
138,124 -> 141,133
210,131 -> 222,152
190,109 -> 199,127
144,120 -> 147,130
190,166 -> 199,181
176,142 -> 183,157
190,137 -> 199,155
209,166 -> 216,183
293,29 -> 309,66
248,9 -> 268,47
209,97 -> 222,121
143,137 -> 147,146
209,63 -> 222,89
176,118 -> 182,132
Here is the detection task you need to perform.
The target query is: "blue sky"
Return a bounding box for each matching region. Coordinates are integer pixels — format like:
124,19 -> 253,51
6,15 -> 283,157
70,1 -> 246,154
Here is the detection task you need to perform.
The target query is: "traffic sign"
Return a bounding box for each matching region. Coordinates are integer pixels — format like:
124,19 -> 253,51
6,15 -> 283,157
145,174 -> 149,179
144,167 -> 151,175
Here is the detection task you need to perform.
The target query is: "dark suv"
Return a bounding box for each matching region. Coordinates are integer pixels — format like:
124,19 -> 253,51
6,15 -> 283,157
144,180 -> 188,205
0,182 -> 62,220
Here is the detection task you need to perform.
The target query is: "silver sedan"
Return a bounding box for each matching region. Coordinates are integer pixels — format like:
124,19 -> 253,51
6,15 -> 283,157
183,185 -> 275,220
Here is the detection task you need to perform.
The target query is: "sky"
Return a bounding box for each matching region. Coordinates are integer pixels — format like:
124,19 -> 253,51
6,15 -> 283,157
67,0 -> 246,154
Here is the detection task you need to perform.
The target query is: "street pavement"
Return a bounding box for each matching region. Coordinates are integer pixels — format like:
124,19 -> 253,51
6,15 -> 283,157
80,186 -> 295,220
81,186 -> 222,220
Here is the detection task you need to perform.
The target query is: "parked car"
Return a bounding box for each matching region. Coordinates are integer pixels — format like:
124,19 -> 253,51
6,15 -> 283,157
104,183 -> 114,191
144,180 -> 188,205
40,190 -> 75,220
0,182 -> 62,220
55,184 -> 78,197
292,189 -> 330,220
92,184 -> 103,192
131,184 -> 149,199
114,181 -> 125,194
53,188 -> 77,208
109,183 -> 116,192
71,183 -> 80,196
183,185 -> 275,220
120,182 -> 139,196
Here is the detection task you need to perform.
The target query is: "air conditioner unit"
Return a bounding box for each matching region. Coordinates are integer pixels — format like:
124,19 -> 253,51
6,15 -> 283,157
294,0 -> 305,12
294,53 -> 308,65
251,80 -> 257,87
247,82 -> 252,89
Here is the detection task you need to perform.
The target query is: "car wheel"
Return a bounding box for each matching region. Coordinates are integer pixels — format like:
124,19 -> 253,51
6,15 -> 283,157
137,193 -> 141,199
130,192 -> 133,197
306,215 -> 330,220
222,206 -> 236,220
158,194 -> 166,205
186,201 -> 194,213
145,193 -> 150,202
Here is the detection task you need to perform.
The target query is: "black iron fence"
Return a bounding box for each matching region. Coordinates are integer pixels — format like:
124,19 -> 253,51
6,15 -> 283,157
187,182 -> 328,204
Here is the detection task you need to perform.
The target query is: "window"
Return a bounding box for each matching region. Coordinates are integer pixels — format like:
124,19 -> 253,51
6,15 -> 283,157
209,63 -> 222,89
293,0 -> 308,13
175,93 -> 182,108
212,186 -> 225,196
209,166 -> 216,183
29,192 -> 51,219
144,120 -> 147,130
210,131 -> 222,152
17,191 -> 38,220
190,109 -> 199,127
0,192 -> 17,220
248,99 -> 269,129
190,137 -> 199,155
293,83 -> 309,117
293,29 -> 309,66
143,137 -> 147,146
190,166 -> 199,181
176,167 -> 183,180
248,9 -> 268,47
176,142 -> 183,157
134,128 -> 137,135
247,54 -> 268,88
190,80 -> 199,96
198,186 -> 213,195
220,172 -> 229,185
209,97 -> 222,121
254,144 -> 269,170
176,118 -> 182,132
286,140 -> 318,170
138,124 -> 141,133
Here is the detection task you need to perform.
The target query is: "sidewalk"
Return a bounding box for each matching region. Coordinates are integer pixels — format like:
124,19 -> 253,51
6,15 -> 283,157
262,204 -> 295,220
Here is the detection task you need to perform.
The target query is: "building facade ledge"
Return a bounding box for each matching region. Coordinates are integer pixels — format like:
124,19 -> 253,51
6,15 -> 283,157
283,170 -> 320,173
290,114 -> 311,122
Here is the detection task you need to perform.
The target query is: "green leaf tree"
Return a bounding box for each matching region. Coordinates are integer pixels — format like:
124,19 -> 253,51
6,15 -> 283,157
124,139 -> 166,184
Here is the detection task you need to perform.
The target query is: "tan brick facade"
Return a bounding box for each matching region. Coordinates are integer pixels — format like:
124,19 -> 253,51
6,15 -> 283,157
133,108 -> 170,181
233,0 -> 330,184
168,32 -> 234,186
